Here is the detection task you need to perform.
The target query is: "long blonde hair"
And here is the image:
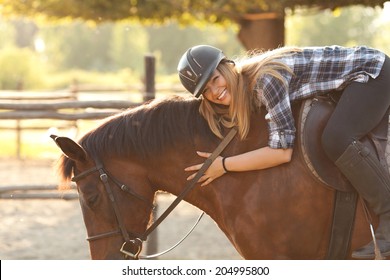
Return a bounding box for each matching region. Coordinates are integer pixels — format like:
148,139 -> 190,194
200,46 -> 301,139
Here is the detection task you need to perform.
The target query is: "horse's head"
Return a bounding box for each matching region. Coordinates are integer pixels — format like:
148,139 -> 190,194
52,135 -> 155,259
51,96 -> 214,259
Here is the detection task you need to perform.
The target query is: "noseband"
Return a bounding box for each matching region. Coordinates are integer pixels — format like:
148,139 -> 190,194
71,128 -> 237,259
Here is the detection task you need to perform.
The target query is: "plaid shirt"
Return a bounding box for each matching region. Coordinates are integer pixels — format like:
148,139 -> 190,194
254,45 -> 386,149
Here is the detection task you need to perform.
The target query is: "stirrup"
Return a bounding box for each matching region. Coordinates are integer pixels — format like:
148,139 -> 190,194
369,223 -> 385,260
356,198 -> 386,259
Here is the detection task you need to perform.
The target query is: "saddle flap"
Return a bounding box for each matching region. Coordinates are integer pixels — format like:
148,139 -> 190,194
301,97 -> 354,192
300,95 -> 389,192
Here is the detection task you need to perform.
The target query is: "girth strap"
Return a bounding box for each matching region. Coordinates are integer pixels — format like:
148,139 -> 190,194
326,190 -> 358,259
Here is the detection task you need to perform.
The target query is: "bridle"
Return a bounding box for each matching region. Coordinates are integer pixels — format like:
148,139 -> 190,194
71,128 -> 237,260
72,160 -> 153,259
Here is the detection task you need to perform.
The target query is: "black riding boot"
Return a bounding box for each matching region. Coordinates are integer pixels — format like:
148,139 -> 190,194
335,140 -> 390,259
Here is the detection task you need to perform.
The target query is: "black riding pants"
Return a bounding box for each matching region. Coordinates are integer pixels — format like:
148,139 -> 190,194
322,56 -> 390,162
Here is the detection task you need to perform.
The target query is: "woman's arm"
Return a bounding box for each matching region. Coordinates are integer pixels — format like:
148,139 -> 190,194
185,147 -> 293,186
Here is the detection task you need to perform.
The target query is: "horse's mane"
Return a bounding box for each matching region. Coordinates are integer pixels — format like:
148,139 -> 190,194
58,95 -> 217,182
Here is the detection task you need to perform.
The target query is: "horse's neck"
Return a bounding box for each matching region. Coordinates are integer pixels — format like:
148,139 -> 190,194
150,120 -> 269,237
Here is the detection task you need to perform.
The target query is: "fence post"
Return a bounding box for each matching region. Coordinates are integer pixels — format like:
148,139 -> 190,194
69,79 -> 79,138
143,54 -> 158,256
16,120 -> 21,160
143,55 -> 155,102
16,81 -> 24,159
70,78 -> 79,98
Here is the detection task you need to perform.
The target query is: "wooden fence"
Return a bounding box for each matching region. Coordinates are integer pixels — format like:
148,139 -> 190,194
0,55 -> 175,159
0,99 -> 140,120
0,56 -> 178,256
0,184 -> 78,200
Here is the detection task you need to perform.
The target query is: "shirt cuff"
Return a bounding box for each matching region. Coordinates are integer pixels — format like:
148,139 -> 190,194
268,130 -> 295,149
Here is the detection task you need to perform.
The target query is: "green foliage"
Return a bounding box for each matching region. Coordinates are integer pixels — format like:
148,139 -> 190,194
286,6 -> 382,47
11,18 -> 38,48
0,18 -> 243,89
109,23 -> 149,72
36,20 -> 243,75
146,23 -> 243,74
39,21 -> 149,73
1,130 -> 61,159
1,4 -> 390,90
0,20 -> 16,48
45,69 -> 141,89
372,7 -> 390,55
2,0 -> 388,54
0,47 -> 46,89
2,0 -> 388,23
46,21 -> 113,71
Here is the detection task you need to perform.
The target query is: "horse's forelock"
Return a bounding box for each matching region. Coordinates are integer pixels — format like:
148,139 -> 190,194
56,155 -> 74,190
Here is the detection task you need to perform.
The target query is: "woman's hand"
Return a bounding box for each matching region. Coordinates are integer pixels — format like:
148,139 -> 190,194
184,147 -> 293,187
184,151 -> 226,186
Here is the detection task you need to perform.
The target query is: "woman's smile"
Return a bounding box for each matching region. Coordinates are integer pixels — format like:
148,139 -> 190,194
217,88 -> 227,100
202,70 -> 231,105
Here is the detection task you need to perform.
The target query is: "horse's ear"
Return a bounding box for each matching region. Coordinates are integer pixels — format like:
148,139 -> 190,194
50,134 -> 87,162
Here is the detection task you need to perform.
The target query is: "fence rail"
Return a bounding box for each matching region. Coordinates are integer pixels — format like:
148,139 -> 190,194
0,55 -> 165,158
0,55 -> 173,256
0,100 -> 138,110
0,184 -> 78,200
0,100 -> 139,120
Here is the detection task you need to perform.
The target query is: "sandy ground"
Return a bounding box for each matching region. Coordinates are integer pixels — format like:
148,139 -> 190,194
0,159 -> 241,260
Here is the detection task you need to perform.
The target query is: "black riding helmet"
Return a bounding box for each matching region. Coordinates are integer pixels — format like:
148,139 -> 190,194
177,45 -> 226,98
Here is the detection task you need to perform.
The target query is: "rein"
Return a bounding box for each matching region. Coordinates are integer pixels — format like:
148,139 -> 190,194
72,128 -> 237,259
140,128 -> 238,241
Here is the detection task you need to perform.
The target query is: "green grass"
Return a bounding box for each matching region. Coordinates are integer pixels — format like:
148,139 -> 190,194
1,130 -> 60,159
0,120 -> 100,159
0,71 -> 183,160
45,69 -> 143,90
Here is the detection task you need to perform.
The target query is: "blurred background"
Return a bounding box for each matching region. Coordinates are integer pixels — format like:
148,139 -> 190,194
1,1 -> 390,92
1,1 -> 390,260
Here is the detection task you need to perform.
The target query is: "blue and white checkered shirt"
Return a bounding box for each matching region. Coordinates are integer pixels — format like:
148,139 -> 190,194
254,45 -> 386,149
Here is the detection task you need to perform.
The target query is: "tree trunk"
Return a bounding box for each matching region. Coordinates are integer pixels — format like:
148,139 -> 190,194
237,12 -> 285,51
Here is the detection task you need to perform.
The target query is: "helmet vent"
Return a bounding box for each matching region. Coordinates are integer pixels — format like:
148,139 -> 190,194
192,57 -> 202,68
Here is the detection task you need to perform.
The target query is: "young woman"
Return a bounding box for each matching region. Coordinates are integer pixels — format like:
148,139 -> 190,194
177,44 -> 390,259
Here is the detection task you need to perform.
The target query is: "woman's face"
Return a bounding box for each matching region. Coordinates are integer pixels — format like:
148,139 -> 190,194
202,70 -> 231,106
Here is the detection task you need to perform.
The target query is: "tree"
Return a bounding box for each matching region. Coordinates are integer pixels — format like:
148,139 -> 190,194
109,23 -> 149,72
37,21 -> 148,72
1,0 -> 387,50
0,19 -> 16,48
146,23 -> 243,74
0,47 -> 46,89
286,6 -> 382,47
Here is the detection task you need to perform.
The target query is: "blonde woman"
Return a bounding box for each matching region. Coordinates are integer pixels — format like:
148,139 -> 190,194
177,45 -> 390,259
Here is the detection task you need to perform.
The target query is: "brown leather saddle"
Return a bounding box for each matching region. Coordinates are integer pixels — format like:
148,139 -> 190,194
298,92 -> 389,259
299,93 -> 389,192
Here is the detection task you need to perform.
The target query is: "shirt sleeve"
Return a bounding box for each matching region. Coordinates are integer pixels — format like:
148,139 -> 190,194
259,75 -> 296,149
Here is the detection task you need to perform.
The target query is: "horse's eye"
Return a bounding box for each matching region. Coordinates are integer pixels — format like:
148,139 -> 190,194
79,190 -> 100,208
78,184 -> 101,208
84,193 -> 99,208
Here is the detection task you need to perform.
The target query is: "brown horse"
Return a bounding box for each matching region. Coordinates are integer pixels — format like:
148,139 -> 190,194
52,95 -> 374,259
